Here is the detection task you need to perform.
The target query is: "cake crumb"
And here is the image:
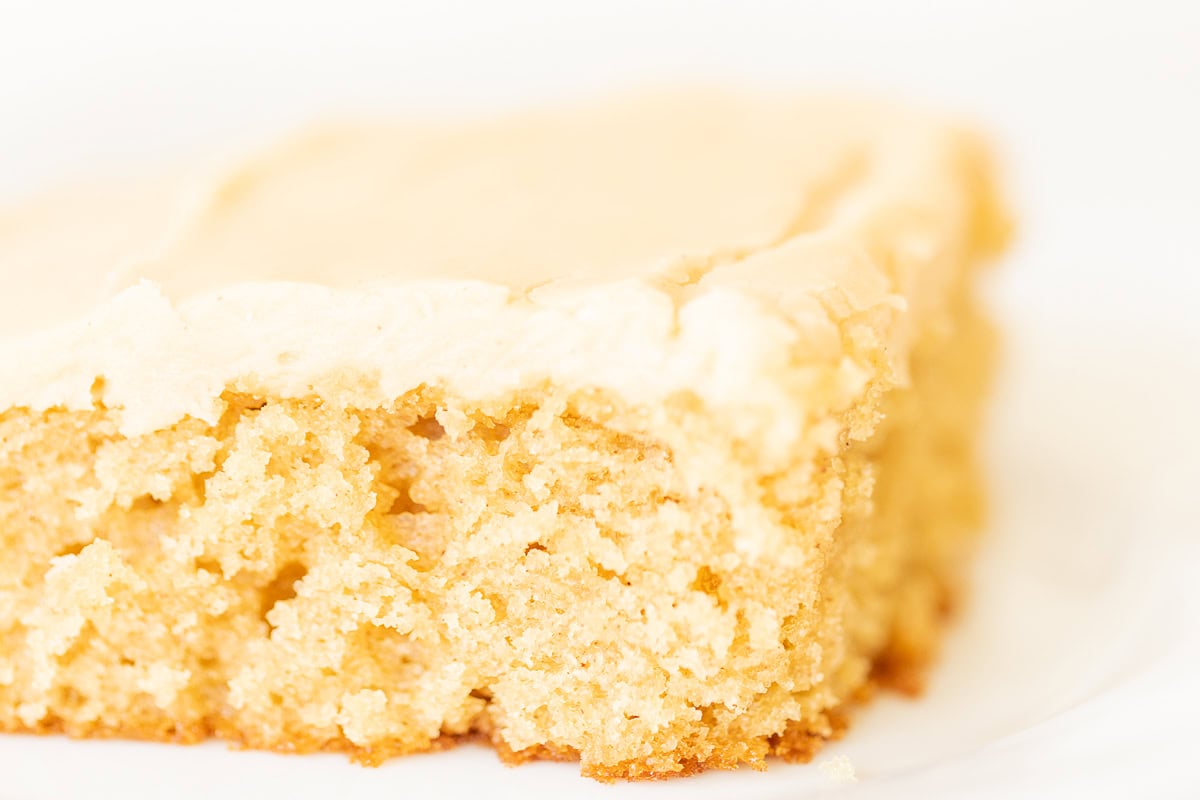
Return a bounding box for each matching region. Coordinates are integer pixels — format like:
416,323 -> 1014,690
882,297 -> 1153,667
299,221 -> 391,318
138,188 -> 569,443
819,755 -> 858,784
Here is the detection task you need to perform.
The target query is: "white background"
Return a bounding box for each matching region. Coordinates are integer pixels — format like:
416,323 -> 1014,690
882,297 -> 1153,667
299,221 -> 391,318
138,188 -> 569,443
1,2 -> 1198,798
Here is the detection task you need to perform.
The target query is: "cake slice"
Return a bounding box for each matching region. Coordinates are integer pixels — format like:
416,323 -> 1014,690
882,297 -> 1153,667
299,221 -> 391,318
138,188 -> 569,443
0,89 -> 1008,779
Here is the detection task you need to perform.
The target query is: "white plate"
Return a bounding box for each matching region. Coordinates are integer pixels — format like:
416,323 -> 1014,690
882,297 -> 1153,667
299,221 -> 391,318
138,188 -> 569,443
6,304 -> 1198,799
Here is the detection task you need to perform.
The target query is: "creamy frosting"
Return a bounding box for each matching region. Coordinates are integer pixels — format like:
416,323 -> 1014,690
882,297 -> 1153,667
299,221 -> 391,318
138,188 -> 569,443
0,89 -> 1002,439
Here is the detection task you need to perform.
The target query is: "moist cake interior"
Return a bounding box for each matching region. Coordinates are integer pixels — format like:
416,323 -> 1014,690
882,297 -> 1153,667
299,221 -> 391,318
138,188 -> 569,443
0,289 -> 991,779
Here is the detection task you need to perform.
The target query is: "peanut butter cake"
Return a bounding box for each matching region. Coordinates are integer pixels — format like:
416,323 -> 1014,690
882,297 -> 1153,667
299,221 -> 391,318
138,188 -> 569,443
0,90 -> 1009,779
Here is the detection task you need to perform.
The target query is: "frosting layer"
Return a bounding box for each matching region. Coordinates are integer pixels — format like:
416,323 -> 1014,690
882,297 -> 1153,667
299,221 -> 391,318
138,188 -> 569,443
0,89 -> 1007,438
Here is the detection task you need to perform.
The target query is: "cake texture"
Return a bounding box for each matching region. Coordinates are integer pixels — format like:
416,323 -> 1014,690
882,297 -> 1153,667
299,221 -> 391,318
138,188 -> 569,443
0,89 -> 1009,779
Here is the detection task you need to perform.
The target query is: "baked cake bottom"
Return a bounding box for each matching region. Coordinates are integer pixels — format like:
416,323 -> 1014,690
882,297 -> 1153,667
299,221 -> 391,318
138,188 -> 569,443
0,296 -> 992,781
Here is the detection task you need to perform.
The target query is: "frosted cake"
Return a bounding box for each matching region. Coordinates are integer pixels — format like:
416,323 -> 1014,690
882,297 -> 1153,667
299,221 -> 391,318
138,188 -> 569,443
0,90 -> 1008,779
